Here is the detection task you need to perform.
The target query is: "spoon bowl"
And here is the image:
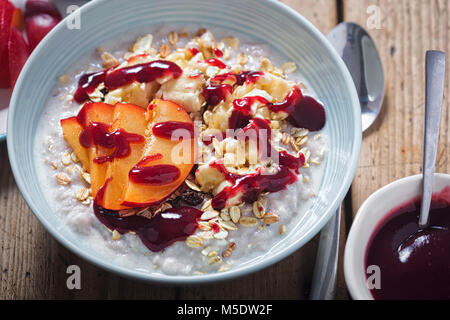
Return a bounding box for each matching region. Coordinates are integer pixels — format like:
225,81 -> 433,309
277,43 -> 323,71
327,22 -> 385,132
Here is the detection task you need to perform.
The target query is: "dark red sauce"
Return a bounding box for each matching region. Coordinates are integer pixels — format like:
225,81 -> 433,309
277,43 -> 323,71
208,118 -> 305,210
74,60 -> 182,103
137,154 -> 163,166
202,83 -> 233,106
210,157 -> 303,210
74,70 -> 108,103
129,164 -> 180,186
236,71 -> 264,85
105,60 -> 182,90
213,47 -> 223,58
94,203 -> 202,252
203,79 -> 325,131
365,186 -> 450,300
210,70 -> 263,86
269,86 -> 325,131
152,121 -> 195,140
79,122 -> 145,163
202,58 -> 227,69
93,180 -> 202,252
229,96 -> 269,130
79,122 -> 113,148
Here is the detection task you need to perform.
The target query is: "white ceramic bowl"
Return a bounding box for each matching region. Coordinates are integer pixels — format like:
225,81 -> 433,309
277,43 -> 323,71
344,173 -> 450,300
8,0 -> 361,283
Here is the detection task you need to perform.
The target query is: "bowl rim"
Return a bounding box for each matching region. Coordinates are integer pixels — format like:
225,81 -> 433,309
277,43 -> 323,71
344,173 -> 450,300
7,0 -> 362,284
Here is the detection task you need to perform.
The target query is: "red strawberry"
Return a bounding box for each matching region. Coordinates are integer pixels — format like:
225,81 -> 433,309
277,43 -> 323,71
0,0 -> 14,88
8,26 -> 30,89
25,13 -> 59,50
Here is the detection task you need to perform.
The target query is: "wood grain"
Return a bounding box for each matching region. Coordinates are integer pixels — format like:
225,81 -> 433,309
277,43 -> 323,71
280,0 -> 338,34
0,1 -> 338,299
343,0 -> 450,217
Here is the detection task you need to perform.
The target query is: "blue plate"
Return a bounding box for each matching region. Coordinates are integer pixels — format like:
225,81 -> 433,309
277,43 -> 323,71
7,0 -> 361,284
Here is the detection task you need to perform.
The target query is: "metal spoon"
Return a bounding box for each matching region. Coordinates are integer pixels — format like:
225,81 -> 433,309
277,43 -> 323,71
419,51 -> 445,227
310,22 -> 385,300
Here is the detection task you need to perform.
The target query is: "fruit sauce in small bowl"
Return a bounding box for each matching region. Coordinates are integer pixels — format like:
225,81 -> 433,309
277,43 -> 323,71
365,186 -> 450,300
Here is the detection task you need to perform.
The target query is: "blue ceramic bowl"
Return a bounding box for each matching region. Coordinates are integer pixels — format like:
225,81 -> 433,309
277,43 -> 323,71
7,0 -> 361,283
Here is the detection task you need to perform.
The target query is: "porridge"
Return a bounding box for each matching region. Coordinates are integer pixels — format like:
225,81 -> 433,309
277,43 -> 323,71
35,27 -> 327,275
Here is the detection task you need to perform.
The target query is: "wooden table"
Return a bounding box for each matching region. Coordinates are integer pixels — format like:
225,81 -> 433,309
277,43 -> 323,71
1,0 -> 449,299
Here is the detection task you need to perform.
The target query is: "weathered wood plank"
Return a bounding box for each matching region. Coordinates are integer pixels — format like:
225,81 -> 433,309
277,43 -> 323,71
343,0 -> 450,216
281,0 -> 338,34
342,0 -> 450,299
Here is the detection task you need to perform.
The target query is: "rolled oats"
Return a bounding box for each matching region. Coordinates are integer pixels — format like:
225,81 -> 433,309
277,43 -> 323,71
185,235 -> 203,248
220,208 -> 230,221
237,52 -> 247,65
219,220 -> 237,231
208,255 -> 222,265
199,231 -> 214,240
76,187 -> 90,202
259,57 -> 273,72
229,206 -> 241,224
222,242 -> 236,258
296,136 -> 308,146
263,213 -> 279,225
70,152 -> 79,163
62,152 -> 72,166
281,62 -> 297,74
185,179 -> 201,192
201,199 -> 213,211
201,210 -> 219,220
80,171 -> 91,184
168,31 -> 178,46
159,44 -> 171,58
198,221 -> 212,231
101,52 -> 120,69
112,230 -> 121,240
56,173 -> 71,185
214,229 -> 228,240
222,37 -> 239,50
239,216 -> 258,227
252,199 -> 266,218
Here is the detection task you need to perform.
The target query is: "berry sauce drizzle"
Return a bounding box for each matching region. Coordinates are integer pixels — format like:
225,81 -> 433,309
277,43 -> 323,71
129,163 -> 181,186
94,183 -> 202,252
203,67 -> 326,131
152,121 -> 195,139
228,86 -> 325,131
79,122 -> 145,164
74,60 -> 182,103
202,58 -> 227,69
202,83 -> 233,107
209,118 -> 305,210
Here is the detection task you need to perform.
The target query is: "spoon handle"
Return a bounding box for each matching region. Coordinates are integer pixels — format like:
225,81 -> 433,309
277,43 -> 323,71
420,50 -> 446,227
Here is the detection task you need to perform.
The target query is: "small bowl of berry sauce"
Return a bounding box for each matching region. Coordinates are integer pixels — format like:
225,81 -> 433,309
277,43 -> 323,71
344,174 -> 450,300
